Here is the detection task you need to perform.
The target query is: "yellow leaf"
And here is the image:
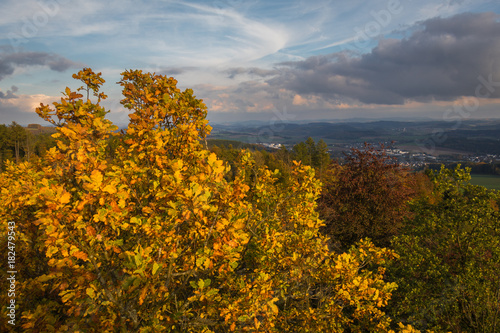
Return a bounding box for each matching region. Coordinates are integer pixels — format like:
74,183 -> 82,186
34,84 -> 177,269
57,141 -> 67,150
90,170 -> 103,187
254,317 -> 260,329
60,291 -> 75,303
268,298 -> 279,314
103,184 -> 117,194
37,274 -> 56,283
86,287 -> 95,299
60,192 -> 71,204
46,246 -> 58,258
207,152 -> 217,166
118,199 -> 126,208
152,262 -> 160,275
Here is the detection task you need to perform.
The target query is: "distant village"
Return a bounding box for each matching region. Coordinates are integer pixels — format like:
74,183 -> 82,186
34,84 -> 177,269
24,123 -> 500,171
258,141 -> 500,170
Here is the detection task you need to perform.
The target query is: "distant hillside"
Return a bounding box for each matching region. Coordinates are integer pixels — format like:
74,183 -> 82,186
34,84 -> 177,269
25,124 -> 57,134
209,119 -> 500,155
206,139 -> 264,150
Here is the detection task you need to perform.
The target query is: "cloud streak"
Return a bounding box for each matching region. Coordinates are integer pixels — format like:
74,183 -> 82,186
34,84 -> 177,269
225,67 -> 279,79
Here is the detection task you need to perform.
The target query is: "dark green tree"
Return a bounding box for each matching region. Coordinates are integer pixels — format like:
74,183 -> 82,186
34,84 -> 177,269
389,165 -> 500,332
9,122 -> 27,163
314,139 -> 330,178
292,137 -> 331,178
0,124 -> 14,171
292,141 -> 310,166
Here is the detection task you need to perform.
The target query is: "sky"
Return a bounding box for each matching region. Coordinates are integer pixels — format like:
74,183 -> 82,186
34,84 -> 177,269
1,0 -> 500,126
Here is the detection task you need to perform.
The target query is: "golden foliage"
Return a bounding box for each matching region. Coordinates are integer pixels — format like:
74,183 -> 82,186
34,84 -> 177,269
0,69 -> 406,332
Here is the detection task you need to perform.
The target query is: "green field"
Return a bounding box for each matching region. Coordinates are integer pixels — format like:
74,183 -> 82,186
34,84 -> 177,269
470,174 -> 500,191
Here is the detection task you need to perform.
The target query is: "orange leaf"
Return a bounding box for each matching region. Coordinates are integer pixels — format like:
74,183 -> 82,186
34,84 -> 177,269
139,286 -> 148,305
60,192 -> 71,204
86,226 -> 96,236
73,251 -> 88,261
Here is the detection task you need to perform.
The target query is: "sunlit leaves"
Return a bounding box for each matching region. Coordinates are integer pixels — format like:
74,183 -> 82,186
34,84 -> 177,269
0,68 -> 406,332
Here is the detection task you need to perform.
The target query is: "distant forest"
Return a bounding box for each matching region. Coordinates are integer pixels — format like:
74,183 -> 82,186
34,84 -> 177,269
4,122 -> 500,177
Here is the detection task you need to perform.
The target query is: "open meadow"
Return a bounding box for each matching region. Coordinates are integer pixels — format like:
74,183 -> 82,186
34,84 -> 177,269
470,174 -> 500,191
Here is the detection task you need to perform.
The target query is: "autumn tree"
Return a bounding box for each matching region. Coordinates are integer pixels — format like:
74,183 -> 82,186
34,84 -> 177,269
1,69 -> 417,332
388,165 -> 500,332
318,143 -> 416,252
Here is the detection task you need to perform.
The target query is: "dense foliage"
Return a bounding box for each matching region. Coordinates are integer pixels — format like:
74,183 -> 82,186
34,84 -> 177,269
389,166 -> 500,332
0,69 -> 423,332
317,144 -> 418,251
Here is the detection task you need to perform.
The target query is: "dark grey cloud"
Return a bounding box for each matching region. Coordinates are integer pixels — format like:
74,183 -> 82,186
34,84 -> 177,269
268,12 -> 500,104
0,100 -> 42,125
226,67 -> 279,79
0,50 -> 81,81
0,85 -> 19,99
156,66 -> 197,76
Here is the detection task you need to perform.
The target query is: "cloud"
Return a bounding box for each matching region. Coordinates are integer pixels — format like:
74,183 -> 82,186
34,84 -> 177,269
0,92 -> 57,125
151,66 -> 198,76
0,85 -> 18,99
267,12 -> 500,105
226,67 -> 279,79
0,50 -> 81,81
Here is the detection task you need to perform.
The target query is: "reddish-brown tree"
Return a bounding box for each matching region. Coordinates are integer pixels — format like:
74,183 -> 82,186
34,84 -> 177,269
318,144 -> 417,251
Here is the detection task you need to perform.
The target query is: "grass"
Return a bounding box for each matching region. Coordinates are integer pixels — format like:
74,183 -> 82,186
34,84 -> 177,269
470,174 -> 500,191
